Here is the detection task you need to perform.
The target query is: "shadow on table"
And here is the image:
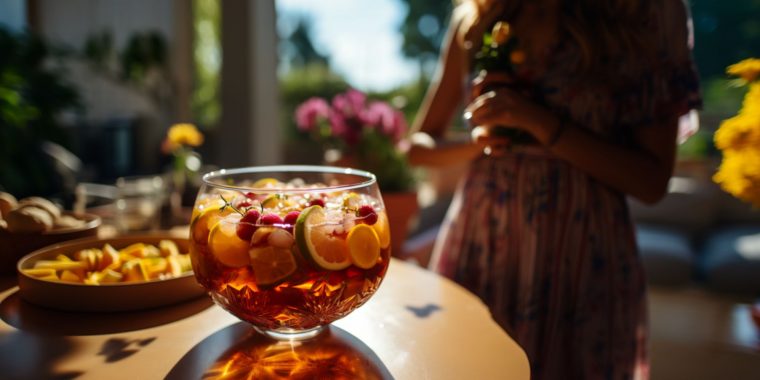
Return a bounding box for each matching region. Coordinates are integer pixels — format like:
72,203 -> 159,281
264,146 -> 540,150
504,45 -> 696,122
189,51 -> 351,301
0,290 -> 214,335
166,322 -> 394,379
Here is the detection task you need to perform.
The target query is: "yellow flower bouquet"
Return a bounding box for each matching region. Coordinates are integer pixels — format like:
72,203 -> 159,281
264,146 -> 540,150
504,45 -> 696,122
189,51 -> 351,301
713,58 -> 760,208
162,123 -> 204,194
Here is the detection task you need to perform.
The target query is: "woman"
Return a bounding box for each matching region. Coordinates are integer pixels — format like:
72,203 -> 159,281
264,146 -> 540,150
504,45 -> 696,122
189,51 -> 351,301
407,0 -> 701,378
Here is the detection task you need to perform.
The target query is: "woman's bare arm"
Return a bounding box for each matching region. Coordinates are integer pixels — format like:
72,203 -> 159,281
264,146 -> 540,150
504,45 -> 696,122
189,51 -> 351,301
406,7 -> 488,167
466,89 -> 679,204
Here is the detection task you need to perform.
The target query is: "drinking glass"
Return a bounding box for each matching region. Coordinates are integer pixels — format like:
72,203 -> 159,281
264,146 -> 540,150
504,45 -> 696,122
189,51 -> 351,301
189,166 -> 391,340
115,175 -> 165,232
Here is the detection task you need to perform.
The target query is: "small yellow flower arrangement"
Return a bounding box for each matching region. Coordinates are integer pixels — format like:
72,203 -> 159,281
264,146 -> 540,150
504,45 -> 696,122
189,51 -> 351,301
162,123 -> 204,193
714,58 -> 760,208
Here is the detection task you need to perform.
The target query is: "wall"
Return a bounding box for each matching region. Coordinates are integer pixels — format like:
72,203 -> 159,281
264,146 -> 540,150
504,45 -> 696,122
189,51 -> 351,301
34,0 -> 184,175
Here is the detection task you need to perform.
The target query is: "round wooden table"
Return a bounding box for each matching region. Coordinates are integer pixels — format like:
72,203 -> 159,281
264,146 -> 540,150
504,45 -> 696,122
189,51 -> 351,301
0,259 -> 529,379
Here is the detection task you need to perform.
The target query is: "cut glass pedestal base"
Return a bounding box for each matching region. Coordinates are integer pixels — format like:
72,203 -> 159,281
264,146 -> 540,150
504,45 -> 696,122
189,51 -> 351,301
254,325 -> 327,341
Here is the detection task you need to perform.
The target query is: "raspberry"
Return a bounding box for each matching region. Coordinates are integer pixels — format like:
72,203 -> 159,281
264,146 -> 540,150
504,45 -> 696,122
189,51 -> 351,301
308,198 -> 325,207
260,213 -> 284,226
283,211 -> 300,226
236,209 -> 260,241
357,205 -> 378,225
236,199 -> 253,209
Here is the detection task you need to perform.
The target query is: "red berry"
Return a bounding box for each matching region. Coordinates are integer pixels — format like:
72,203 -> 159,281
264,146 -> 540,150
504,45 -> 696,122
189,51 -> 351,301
235,199 -> 253,209
358,205 -> 378,225
283,211 -> 300,226
308,198 -> 325,207
260,213 -> 283,226
244,192 -> 257,199
283,211 -> 300,232
236,209 -> 260,241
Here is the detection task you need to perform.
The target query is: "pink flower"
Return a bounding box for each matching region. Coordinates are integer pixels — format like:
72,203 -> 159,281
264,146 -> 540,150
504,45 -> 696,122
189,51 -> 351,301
331,89 -> 367,120
365,101 -> 407,142
294,97 -> 330,132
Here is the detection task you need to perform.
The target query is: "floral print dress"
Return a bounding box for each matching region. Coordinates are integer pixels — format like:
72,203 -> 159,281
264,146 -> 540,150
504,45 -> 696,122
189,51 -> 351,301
429,1 -> 702,379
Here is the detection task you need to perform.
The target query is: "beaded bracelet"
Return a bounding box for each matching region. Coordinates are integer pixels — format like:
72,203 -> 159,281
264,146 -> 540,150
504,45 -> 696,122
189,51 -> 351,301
546,116 -> 566,147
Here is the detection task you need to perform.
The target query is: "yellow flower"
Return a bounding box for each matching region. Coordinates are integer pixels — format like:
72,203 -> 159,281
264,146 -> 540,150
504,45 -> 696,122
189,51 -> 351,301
714,150 -> 760,209
739,82 -> 760,119
727,58 -> 760,83
491,21 -> 512,45
713,114 -> 760,151
167,123 -> 204,147
714,59 -> 760,209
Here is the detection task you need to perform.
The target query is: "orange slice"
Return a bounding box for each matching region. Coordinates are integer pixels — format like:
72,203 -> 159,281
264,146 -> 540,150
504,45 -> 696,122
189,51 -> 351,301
295,205 -> 351,270
372,211 -> 391,249
208,216 -> 251,268
248,246 -> 297,285
346,224 -> 381,269
190,203 -> 232,246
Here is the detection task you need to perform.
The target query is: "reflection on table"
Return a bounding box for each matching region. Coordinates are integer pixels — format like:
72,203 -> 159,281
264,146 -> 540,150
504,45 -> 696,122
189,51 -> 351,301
0,258 -> 530,379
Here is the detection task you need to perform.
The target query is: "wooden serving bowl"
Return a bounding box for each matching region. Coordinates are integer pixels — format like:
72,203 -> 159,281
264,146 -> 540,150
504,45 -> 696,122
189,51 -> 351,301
16,233 -> 207,312
0,212 -> 101,275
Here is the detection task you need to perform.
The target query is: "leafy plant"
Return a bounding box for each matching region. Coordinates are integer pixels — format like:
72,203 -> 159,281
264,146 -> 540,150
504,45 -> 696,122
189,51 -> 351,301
0,27 -> 82,197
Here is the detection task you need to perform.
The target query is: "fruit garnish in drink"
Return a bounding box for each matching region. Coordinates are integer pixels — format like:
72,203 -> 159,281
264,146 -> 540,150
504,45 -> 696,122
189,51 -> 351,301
356,205 -> 378,225
191,204 -> 233,246
372,211 -> 391,249
346,224 -> 381,269
295,205 -> 351,270
208,216 -> 251,268
251,177 -> 281,188
248,245 -> 297,285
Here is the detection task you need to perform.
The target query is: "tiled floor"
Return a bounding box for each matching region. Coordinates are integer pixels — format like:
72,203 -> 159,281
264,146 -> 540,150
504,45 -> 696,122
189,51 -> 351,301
649,287 -> 760,379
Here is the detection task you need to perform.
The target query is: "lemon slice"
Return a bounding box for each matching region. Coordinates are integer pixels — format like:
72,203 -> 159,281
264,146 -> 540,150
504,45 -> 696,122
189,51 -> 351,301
372,211 -> 391,249
248,246 -> 297,285
346,224 -> 381,269
252,178 -> 280,188
208,217 -> 251,268
295,205 -> 351,270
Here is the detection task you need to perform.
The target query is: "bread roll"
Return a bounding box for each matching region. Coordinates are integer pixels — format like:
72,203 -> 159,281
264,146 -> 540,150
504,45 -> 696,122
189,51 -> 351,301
18,197 -> 62,220
55,215 -> 86,229
0,192 -> 17,217
6,207 -> 54,233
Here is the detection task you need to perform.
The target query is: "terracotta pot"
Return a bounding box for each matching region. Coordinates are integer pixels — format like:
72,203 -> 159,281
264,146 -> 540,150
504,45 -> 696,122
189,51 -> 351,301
382,191 -> 419,258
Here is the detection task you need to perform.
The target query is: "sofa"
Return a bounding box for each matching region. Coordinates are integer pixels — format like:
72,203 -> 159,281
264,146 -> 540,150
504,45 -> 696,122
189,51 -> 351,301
630,176 -> 760,295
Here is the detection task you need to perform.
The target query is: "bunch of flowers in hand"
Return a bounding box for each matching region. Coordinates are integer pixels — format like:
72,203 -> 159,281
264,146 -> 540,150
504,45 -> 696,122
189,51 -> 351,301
295,89 -> 415,192
713,58 -> 760,208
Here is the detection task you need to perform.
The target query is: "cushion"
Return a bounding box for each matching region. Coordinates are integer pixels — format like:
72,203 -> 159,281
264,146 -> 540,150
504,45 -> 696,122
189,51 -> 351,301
699,225 -> 760,294
636,224 -> 695,287
628,177 -> 717,237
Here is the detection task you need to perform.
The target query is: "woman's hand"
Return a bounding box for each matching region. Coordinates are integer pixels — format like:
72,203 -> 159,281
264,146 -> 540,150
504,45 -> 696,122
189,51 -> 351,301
464,87 -> 561,145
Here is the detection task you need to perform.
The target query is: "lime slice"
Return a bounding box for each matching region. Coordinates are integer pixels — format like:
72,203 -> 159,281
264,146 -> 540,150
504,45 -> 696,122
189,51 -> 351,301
248,246 -> 297,285
208,217 -> 251,268
346,224 -> 381,269
295,205 -> 351,270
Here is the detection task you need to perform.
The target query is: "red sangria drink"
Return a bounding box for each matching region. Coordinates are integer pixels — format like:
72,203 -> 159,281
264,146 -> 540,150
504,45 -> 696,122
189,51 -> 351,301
189,166 -> 391,340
